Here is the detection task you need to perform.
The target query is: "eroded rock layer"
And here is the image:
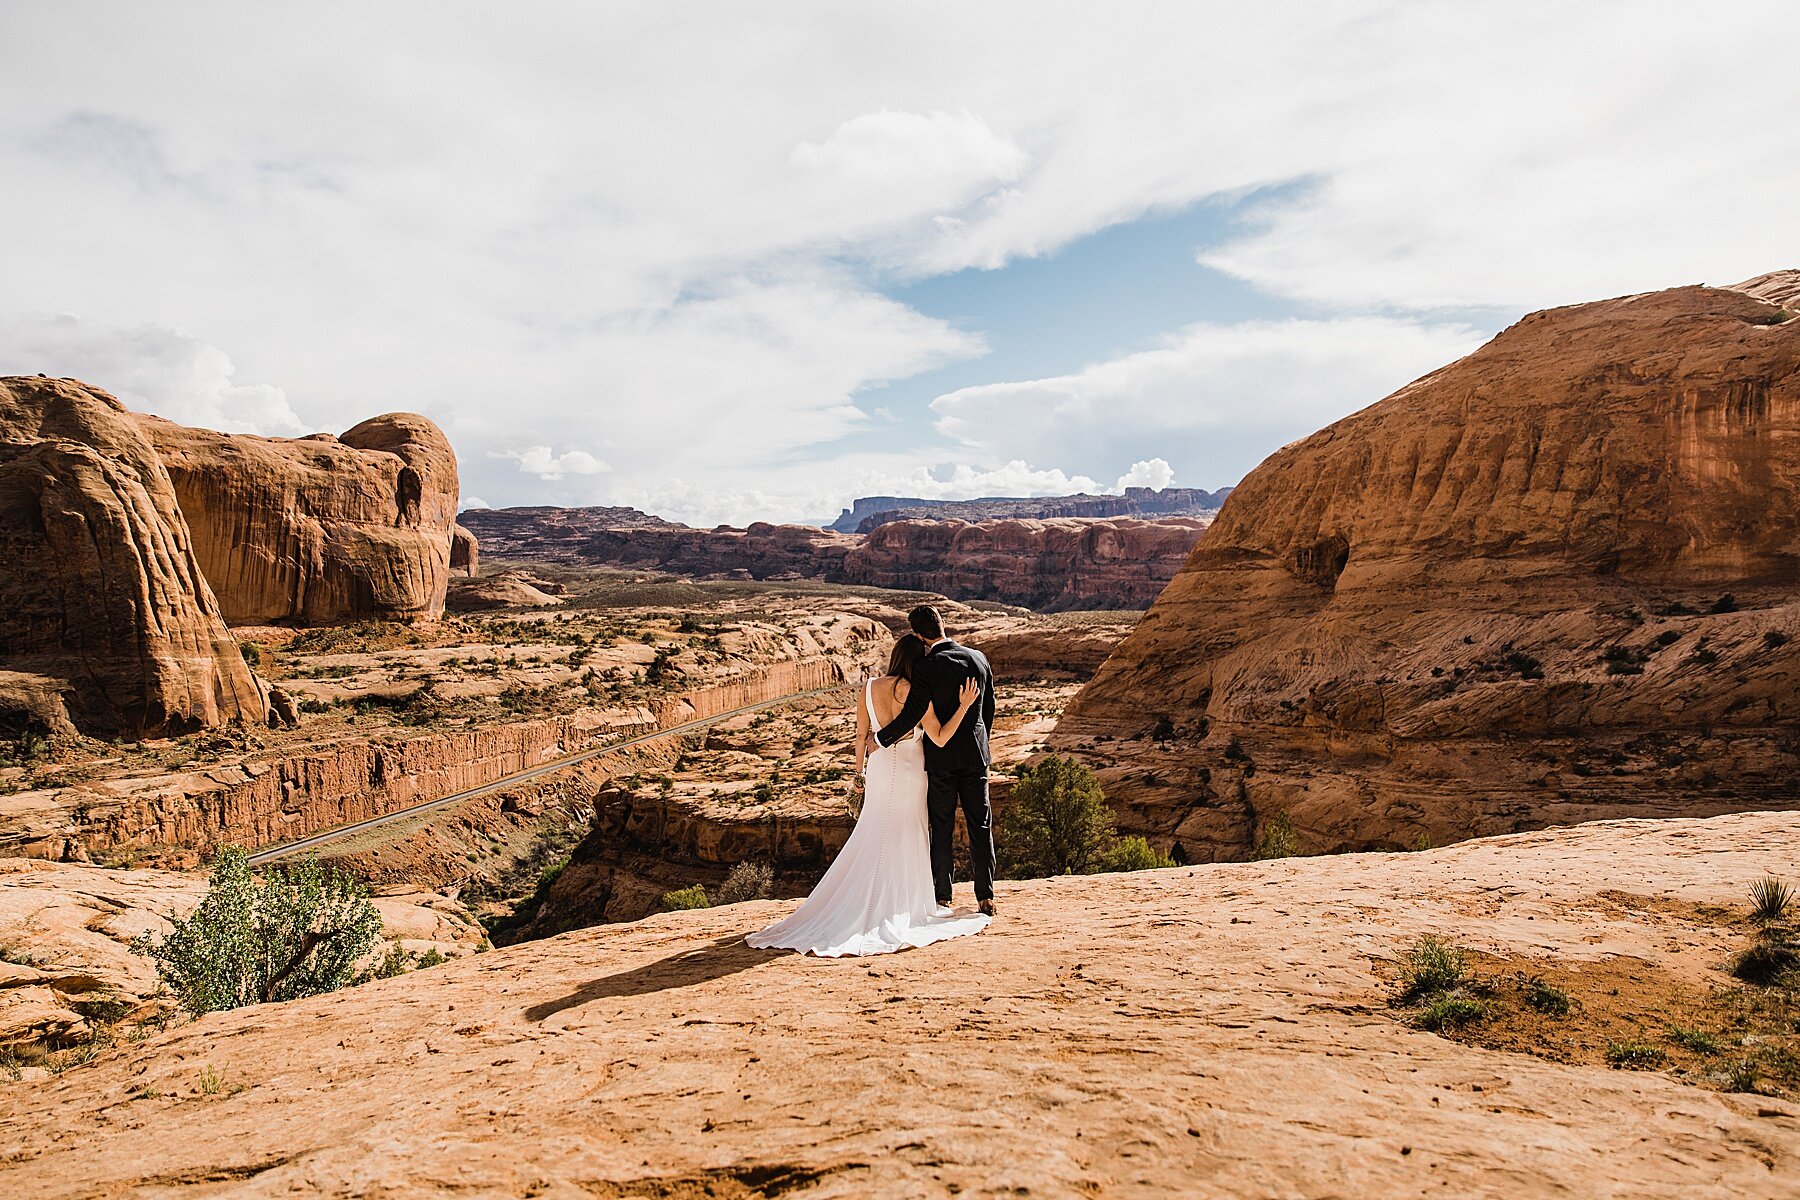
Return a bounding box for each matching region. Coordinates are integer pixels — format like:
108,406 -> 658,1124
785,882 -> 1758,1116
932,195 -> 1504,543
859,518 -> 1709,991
1056,274 -> 1800,860
457,506 -> 1208,610
0,378 -> 267,738
140,412 -> 459,625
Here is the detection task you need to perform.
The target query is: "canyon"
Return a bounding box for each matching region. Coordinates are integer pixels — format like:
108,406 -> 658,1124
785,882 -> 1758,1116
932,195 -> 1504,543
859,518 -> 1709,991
827,484 -> 1231,532
1055,273 -> 1800,862
458,505 -> 1210,611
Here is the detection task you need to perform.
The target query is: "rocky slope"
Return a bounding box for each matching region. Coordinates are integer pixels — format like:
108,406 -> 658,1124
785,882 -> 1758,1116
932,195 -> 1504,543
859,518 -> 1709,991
0,378 -> 269,739
140,410 -> 460,625
1056,273 -> 1800,861
2,812 -> 1795,1197
458,506 -> 1209,611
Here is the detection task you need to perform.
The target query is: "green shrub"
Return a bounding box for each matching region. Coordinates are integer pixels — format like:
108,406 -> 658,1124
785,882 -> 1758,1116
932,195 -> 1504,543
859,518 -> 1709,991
1605,1040 -> 1667,1070
131,848 -> 381,1015
1732,933 -> 1799,985
1415,995 -> 1485,1031
1150,715 -> 1175,742
1520,975 -> 1571,1017
1397,935 -> 1469,1003
660,884 -> 711,911
1253,810 -> 1298,860
997,755 -> 1118,877
1721,1058 -> 1762,1093
240,642 -> 262,668
1095,836 -> 1175,873
716,860 -> 774,905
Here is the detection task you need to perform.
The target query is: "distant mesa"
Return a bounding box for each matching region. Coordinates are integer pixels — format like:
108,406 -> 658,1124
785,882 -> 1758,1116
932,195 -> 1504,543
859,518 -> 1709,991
0,376 -> 469,740
827,485 -> 1232,533
457,505 -> 1213,611
1056,270 -> 1800,860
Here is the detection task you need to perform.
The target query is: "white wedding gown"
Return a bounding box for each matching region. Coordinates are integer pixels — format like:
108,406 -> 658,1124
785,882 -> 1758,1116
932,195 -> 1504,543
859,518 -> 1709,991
746,680 -> 991,957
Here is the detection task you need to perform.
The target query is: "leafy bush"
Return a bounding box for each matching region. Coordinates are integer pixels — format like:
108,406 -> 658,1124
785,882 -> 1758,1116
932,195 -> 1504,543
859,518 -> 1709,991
1732,932 -> 1799,985
997,755 -> 1118,877
1397,935 -> 1469,1002
1253,811 -> 1298,860
1150,715 -> 1175,742
660,884 -> 711,911
1095,836 -> 1176,873
1709,593 -> 1738,614
716,860 -> 774,905
1750,876 -> 1793,924
1602,644 -> 1648,675
131,848 -> 382,1015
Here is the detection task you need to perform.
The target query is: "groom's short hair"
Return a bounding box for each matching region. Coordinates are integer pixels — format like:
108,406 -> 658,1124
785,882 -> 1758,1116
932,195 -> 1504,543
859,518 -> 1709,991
908,605 -> 945,640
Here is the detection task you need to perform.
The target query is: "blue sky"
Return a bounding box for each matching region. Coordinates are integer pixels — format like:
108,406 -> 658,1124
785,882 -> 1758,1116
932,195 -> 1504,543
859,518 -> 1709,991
1,3 -> 1795,525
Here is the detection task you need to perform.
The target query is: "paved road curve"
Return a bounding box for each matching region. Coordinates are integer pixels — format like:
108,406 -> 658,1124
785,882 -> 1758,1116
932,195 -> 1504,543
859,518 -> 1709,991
246,683 -> 851,866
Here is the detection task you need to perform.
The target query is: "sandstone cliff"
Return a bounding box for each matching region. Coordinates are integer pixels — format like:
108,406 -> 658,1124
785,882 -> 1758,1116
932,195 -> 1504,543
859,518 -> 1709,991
457,506 -> 1208,610
828,484 -> 1231,532
1056,273 -> 1800,860
140,412 -> 460,625
0,378 -> 267,739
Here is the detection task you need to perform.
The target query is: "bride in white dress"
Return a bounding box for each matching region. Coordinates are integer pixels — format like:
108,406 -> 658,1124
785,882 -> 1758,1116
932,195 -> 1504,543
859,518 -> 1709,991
747,634 -> 991,957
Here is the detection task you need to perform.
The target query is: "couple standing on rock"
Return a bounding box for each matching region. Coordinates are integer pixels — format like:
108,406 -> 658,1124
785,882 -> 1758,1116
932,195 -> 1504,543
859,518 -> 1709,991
748,605 -> 997,957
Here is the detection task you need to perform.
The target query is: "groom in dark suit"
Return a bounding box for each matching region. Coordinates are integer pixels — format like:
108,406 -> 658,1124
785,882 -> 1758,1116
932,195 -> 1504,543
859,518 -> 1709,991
870,605 -> 998,915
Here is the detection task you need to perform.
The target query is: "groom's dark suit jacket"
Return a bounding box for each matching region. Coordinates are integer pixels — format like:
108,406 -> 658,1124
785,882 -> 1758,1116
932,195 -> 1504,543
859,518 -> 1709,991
874,639 -> 995,772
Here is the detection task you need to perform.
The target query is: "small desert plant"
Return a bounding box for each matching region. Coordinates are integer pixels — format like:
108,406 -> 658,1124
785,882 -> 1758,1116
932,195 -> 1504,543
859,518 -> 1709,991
1764,630 -> 1791,649
131,847 -> 382,1016
1602,644 -> 1648,675
1720,1058 -> 1762,1093
239,642 -> 262,668
1150,715 -> 1175,742
197,1064 -> 226,1095
1095,836 -> 1176,873
1732,932 -> 1799,986
1520,975 -> 1571,1017
1605,1040 -> 1667,1070
1397,935 -> 1469,1003
1750,876 -> 1793,925
1414,995 -> 1486,1031
660,884 -> 711,911
1665,1026 -> 1721,1055
1709,593 -> 1738,615
716,860 -> 774,905
1253,811 -> 1298,861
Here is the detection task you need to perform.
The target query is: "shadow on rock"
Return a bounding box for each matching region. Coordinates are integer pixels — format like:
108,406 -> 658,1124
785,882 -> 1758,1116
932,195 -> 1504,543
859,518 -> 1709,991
526,934 -> 784,1020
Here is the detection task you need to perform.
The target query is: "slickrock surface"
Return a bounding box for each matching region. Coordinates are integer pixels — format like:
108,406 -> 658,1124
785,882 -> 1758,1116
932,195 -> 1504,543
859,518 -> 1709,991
1058,274 -> 1800,860
0,857 -> 485,1051
2,812 -> 1795,1197
0,378 -> 268,739
141,411 -> 460,625
458,506 -> 1208,610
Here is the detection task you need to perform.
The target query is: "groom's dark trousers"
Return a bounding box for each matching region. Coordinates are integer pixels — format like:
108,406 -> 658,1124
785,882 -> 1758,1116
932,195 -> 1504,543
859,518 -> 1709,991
873,639 -> 997,905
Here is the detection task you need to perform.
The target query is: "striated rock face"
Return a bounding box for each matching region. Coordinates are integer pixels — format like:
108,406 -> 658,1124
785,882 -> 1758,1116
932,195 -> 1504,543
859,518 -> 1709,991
845,517 -> 1209,610
140,412 -> 460,625
829,485 -> 1232,532
0,378 -> 268,739
1056,274 -> 1800,860
457,506 -> 1208,610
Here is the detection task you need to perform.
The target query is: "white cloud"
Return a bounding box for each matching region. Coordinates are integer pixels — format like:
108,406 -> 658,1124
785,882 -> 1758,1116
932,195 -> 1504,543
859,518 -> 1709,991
460,495 -> 491,511
0,2 -> 1794,525
932,317 -> 1485,490
1116,458 -> 1174,491
493,446 -> 610,480
0,312 -> 307,436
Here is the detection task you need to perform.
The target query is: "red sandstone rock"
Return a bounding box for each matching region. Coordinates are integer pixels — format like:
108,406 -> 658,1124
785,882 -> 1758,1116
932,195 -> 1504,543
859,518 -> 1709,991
139,412 -> 460,625
1056,273 -> 1800,860
0,378 -> 268,739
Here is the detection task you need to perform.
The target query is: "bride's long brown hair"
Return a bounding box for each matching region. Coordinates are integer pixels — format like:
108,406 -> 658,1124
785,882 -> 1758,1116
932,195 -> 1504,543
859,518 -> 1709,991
886,632 -> 925,680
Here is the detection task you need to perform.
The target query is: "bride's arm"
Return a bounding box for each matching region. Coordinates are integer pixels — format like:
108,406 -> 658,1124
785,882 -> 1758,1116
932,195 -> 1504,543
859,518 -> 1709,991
854,680 -> 870,776
920,678 -> 981,747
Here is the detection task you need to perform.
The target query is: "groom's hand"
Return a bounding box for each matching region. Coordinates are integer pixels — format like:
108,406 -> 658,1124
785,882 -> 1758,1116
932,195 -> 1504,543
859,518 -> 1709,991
861,731 -> 879,756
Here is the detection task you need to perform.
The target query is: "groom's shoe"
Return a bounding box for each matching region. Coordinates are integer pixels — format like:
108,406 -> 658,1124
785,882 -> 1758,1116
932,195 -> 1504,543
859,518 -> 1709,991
979,899 -> 996,917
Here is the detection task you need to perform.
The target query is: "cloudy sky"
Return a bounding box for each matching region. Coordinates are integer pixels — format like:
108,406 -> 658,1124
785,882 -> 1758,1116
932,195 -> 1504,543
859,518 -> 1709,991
2,3 -> 1796,525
